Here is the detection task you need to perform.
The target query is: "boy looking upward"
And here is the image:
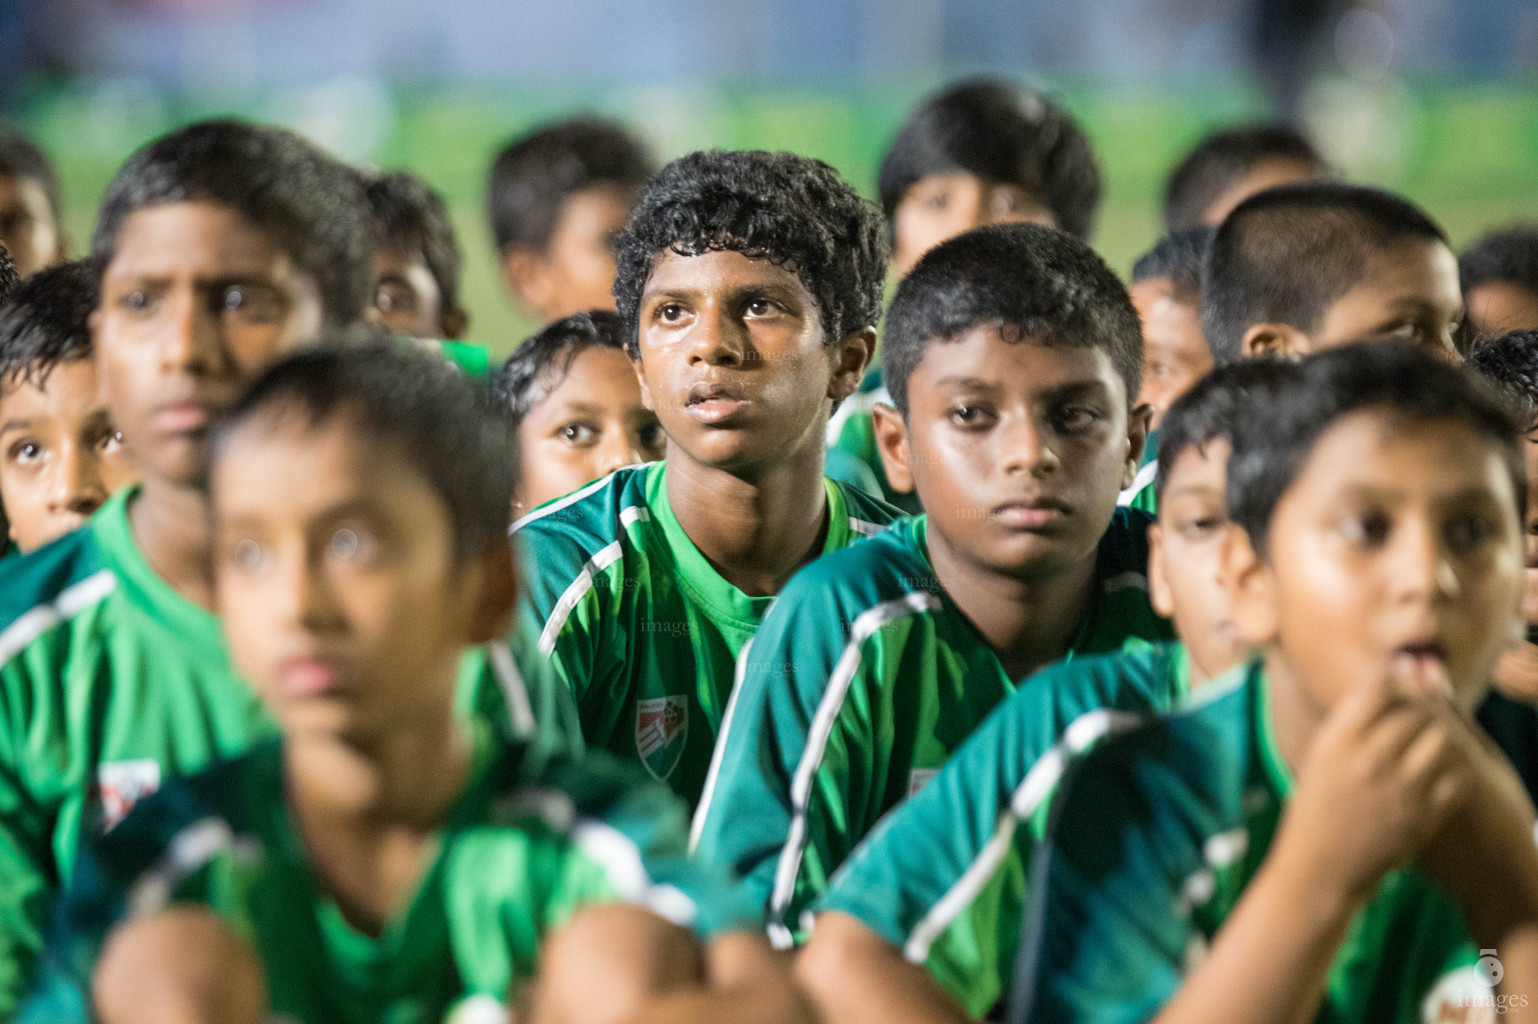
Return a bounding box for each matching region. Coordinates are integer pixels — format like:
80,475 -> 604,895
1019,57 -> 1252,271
512,150 -> 901,806
0,259 -> 135,553
692,223 -> 1172,946
1020,343 -> 1538,1024
494,309 -> 665,517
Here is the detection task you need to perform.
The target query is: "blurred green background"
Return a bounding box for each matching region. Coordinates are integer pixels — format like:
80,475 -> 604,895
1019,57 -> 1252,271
14,79 -> 1538,357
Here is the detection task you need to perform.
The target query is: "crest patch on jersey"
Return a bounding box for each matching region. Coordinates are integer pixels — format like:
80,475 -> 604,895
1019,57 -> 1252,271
98,760 -> 162,829
636,695 -> 688,781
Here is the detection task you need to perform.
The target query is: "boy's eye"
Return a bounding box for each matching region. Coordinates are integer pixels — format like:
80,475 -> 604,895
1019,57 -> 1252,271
745,298 -> 776,317
119,290 -> 153,313
375,281 -> 418,314
559,422 -> 598,446
1175,514 -> 1227,539
1445,513 -> 1496,555
1341,510 -> 1393,548
328,527 -> 378,564
1053,406 -> 1099,432
220,285 -> 283,322
101,430 -> 125,454
658,303 -> 686,323
230,539 -> 266,572
947,404 -> 993,428
9,440 -> 44,466
922,191 -> 950,212
637,420 -> 665,454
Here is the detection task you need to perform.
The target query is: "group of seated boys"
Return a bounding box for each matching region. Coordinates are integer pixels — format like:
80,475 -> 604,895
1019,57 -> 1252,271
0,77 -> 1536,1023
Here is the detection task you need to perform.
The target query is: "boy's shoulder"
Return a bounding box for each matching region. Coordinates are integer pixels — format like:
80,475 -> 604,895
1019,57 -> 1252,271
771,514 -> 936,623
830,476 -> 906,535
511,464 -> 653,551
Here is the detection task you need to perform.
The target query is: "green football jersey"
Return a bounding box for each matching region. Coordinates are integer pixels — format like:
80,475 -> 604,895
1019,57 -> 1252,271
813,644 -> 1191,1019
1118,427 -> 1159,514
24,725 -> 753,1024
691,510 -> 1175,947
0,487 -> 580,1015
1017,657 -> 1498,1024
512,461 -> 903,807
824,369 -> 923,515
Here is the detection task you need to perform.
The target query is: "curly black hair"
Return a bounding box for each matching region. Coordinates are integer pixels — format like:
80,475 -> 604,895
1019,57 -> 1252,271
612,150 -> 887,358
0,258 -> 99,391
882,223 -> 1142,416
93,119 -> 373,327
1469,328 -> 1538,433
0,243 -> 16,306
878,79 -> 1101,241
363,169 -> 464,316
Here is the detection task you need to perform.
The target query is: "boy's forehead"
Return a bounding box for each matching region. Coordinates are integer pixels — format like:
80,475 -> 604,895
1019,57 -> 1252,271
1293,409 -> 1512,502
106,201 -> 291,278
642,247 -> 809,299
915,323 -> 1125,397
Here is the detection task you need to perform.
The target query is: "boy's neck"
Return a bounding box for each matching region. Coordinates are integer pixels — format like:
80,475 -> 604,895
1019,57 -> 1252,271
663,439 -> 829,598
129,476 -> 217,610
927,526 -> 1099,681
285,705 -> 474,933
1262,650 -> 1327,787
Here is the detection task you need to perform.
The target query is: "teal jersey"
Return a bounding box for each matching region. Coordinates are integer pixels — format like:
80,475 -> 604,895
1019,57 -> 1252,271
1018,657 -> 1497,1024
691,510 -> 1175,946
0,487 -> 579,1015
512,461 -> 903,807
25,727 -> 753,1024
1117,427 -> 1159,514
825,369 -> 923,515
814,644 -> 1191,1019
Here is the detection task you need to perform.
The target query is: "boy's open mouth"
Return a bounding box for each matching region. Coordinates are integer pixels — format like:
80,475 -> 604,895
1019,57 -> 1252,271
1391,639 -> 1452,694
685,382 -> 750,424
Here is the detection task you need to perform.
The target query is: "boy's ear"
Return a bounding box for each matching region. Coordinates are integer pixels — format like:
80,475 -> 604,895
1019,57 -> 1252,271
631,356 -> 655,412
827,327 -> 878,403
1240,322 -> 1311,360
1222,524 -> 1280,647
1121,403 -> 1154,491
440,307 -> 469,342
466,535 -> 520,645
499,247 -> 555,317
871,402 -> 915,495
1147,522 -> 1175,620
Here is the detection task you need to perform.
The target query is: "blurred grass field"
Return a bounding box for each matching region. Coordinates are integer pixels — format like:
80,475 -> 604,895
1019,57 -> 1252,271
14,79 -> 1538,357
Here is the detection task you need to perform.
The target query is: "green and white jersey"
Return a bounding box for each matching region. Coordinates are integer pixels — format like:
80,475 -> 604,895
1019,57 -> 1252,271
690,510 -> 1174,947
825,369 -> 923,515
512,461 -> 903,808
24,726 -> 753,1024
813,644 -> 1191,1019
1117,427 -> 1159,514
0,487 -> 580,1016
1017,657 -> 1499,1024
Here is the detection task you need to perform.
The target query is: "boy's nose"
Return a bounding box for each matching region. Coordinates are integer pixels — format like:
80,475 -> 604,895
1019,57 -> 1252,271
48,442 -> 108,517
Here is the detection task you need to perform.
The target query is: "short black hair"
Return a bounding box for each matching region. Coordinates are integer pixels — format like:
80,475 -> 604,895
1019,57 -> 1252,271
1469,328 -> 1538,433
214,334 -> 516,560
878,79 -> 1101,241
494,309 -> 627,425
882,222 -> 1142,416
92,119 -> 373,327
0,123 -> 63,228
487,116 -> 653,253
1132,226 -> 1216,302
1227,342 -> 1523,557
1155,358 -> 1292,501
0,258 -> 99,392
363,169 -> 463,316
0,244 -> 17,305
1163,123 -> 1327,233
613,150 -> 887,359
1460,225 -> 1538,298
1201,182 -> 1449,366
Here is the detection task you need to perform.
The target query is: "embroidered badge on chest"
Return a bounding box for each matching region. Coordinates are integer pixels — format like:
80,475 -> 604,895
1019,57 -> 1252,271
636,695 -> 689,781
98,760 -> 162,829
